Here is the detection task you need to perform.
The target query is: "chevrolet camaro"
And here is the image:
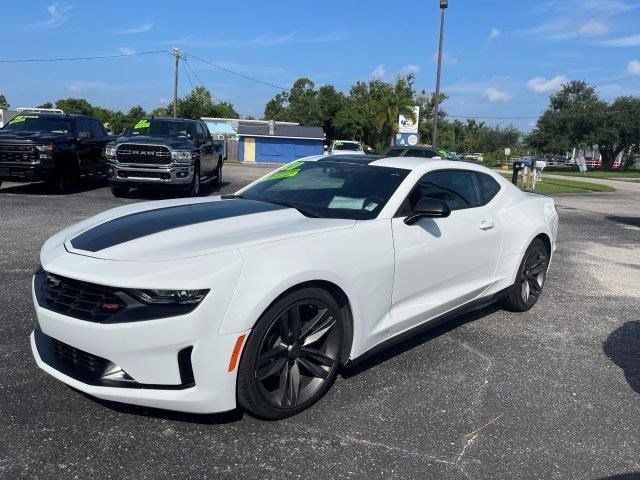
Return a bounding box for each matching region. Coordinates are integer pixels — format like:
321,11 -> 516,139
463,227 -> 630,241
30,155 -> 559,419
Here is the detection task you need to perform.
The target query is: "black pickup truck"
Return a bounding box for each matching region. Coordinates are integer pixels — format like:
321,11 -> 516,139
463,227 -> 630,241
0,113 -> 112,192
105,117 -> 223,197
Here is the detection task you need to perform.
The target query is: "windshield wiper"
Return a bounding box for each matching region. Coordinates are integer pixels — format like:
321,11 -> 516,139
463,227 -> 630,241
264,200 -> 320,218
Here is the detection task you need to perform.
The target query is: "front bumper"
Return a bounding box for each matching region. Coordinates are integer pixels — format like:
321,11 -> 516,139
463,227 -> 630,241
31,274 -> 248,414
107,162 -> 194,188
0,162 -> 54,182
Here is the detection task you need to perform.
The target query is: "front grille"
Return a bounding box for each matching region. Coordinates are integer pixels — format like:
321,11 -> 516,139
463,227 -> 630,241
40,272 -> 125,322
116,144 -> 171,165
50,336 -> 110,375
0,144 -> 37,163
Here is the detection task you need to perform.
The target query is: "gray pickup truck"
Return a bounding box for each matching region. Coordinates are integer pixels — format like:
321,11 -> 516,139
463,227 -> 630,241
105,117 -> 223,197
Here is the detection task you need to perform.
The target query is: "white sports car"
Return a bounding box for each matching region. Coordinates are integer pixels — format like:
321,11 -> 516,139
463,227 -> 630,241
31,155 -> 559,419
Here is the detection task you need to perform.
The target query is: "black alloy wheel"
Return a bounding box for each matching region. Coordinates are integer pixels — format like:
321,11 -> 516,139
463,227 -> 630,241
237,288 -> 344,419
212,158 -> 222,187
501,238 -> 549,312
188,167 -> 200,197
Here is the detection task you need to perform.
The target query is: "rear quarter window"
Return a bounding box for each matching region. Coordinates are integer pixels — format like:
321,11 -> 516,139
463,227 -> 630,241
475,172 -> 501,205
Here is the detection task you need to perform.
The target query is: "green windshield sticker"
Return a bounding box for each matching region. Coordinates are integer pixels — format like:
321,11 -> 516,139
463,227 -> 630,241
263,161 -> 303,181
134,119 -> 150,129
438,150 -> 448,157
8,115 -> 38,124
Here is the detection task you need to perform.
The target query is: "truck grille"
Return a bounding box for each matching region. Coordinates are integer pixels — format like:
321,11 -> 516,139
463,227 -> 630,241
0,144 -> 37,163
40,272 -> 125,323
116,144 -> 171,165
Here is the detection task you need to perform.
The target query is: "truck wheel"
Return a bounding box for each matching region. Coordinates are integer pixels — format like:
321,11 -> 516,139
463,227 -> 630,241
51,174 -> 71,194
111,186 -> 129,198
187,167 -> 201,197
212,158 -> 222,188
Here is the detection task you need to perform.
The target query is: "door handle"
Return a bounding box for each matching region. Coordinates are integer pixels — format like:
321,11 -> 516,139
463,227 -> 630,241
479,220 -> 495,230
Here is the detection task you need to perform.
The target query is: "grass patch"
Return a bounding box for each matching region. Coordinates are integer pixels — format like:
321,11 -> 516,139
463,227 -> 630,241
499,173 -> 615,194
544,168 -> 640,179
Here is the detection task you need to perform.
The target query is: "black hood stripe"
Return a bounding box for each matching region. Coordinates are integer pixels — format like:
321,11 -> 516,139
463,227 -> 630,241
70,199 -> 286,252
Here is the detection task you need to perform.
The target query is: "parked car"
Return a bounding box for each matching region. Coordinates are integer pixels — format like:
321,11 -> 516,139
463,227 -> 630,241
31,155 -> 558,420
326,140 -> 365,155
0,111 -> 111,192
105,117 -> 223,197
462,153 -> 485,163
385,146 -> 461,160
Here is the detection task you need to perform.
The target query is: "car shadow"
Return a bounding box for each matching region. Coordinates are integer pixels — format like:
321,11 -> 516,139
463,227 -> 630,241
341,303 -> 501,378
606,216 -> 640,229
603,321 -> 640,395
0,179 -> 107,195
593,474 -> 640,480
74,390 -> 245,425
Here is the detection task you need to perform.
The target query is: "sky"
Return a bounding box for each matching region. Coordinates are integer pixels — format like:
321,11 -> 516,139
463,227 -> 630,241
1,0 -> 640,130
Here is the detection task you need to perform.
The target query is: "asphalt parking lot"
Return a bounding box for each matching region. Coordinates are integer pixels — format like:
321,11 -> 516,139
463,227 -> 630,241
1,164 -> 639,480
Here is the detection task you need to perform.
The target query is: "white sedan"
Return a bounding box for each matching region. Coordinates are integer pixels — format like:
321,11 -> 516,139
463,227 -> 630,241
31,155 -> 559,419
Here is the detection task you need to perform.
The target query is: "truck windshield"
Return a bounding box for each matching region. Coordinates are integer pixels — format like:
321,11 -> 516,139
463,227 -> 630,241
333,142 -> 362,151
239,160 -> 409,220
130,119 -> 196,139
2,115 -> 72,134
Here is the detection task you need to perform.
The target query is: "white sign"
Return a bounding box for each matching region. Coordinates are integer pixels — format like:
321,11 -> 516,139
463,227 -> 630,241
408,134 -> 419,146
504,148 -> 511,156
398,106 -> 420,134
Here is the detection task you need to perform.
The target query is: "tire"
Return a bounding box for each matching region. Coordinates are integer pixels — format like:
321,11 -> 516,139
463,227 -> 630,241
237,287 -> 345,420
211,158 -> 222,188
501,238 -> 550,312
187,166 -> 200,197
110,186 -> 129,198
50,173 -> 71,194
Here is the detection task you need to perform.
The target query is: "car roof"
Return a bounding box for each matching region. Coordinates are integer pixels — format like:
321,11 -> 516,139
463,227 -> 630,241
149,117 -> 201,123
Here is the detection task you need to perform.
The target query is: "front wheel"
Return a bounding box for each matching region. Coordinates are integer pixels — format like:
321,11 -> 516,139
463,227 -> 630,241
186,167 -> 200,197
501,238 -> 549,312
237,288 -> 344,420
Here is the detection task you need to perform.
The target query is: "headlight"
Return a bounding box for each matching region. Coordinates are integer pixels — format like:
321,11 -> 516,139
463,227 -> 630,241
105,147 -> 117,157
171,150 -> 192,163
128,289 -> 209,305
35,143 -> 54,152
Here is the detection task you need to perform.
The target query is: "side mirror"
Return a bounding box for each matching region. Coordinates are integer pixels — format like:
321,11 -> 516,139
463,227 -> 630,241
78,131 -> 91,140
404,197 -> 451,225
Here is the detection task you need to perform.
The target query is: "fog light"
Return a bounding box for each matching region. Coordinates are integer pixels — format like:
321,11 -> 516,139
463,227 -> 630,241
100,362 -> 134,382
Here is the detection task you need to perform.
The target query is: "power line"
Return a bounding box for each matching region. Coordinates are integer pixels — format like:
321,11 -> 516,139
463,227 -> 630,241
182,59 -> 224,104
0,50 -> 169,63
185,53 -> 288,91
181,59 -> 196,93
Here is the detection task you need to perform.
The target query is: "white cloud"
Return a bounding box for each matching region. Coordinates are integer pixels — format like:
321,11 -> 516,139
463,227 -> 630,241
114,22 -> 154,35
28,3 -> 71,29
602,33 -> 640,47
526,75 -> 568,94
399,64 -> 420,76
370,65 -> 386,79
483,87 -> 513,103
627,60 -> 640,76
118,47 -> 136,56
489,27 -> 501,40
578,20 -> 608,37
162,32 -> 347,48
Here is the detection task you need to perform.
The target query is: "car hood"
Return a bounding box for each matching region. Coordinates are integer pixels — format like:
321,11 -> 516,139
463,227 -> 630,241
113,135 -> 195,149
0,131 -> 71,143
61,197 -> 355,262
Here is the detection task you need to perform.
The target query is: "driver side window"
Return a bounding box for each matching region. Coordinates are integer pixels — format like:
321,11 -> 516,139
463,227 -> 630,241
402,170 -> 483,214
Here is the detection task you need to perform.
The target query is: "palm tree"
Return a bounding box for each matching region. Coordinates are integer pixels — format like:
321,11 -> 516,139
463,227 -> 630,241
373,76 -> 417,147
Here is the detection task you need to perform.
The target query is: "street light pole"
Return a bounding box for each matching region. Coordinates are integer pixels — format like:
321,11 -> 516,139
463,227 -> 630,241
432,0 -> 448,148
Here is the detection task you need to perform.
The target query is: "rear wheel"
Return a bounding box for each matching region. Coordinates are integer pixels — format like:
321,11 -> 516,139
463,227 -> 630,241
237,288 -> 344,420
211,158 -> 222,188
501,238 -> 549,312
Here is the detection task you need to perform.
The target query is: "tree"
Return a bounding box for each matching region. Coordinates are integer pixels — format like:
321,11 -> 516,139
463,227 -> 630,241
55,98 -> 95,116
0,94 -> 9,109
37,102 -> 54,109
371,75 -> 417,147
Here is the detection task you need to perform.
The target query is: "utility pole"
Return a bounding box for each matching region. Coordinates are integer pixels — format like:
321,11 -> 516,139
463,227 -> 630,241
432,0 -> 448,148
172,48 -> 181,118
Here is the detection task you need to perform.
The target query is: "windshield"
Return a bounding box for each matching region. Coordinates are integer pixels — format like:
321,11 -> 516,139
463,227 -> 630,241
130,119 -> 196,139
239,160 -> 409,220
2,115 -> 72,134
333,141 -> 362,151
